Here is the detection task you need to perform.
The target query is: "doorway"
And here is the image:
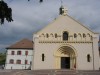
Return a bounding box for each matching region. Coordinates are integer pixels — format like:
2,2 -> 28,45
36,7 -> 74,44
61,57 -> 70,69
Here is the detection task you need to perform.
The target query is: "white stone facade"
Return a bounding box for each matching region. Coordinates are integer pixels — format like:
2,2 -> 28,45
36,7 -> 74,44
32,8 -> 99,70
5,49 -> 33,69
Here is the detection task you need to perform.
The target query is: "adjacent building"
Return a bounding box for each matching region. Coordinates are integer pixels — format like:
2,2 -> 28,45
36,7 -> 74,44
5,39 -> 33,69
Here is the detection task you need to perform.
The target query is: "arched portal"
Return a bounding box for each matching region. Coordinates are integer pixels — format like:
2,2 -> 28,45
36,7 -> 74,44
54,46 -> 77,70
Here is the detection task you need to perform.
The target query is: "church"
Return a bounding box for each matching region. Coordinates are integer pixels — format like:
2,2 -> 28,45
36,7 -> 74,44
32,6 -> 100,70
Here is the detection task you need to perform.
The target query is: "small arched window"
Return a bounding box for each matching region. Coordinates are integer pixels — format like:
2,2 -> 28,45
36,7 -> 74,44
42,54 -> 45,61
46,33 -> 49,38
87,33 -> 90,37
63,31 -> 68,40
91,36 -> 93,41
9,59 -> 14,64
50,33 -> 53,37
87,54 -> 91,62
74,33 -> 77,38
55,34 -> 57,38
83,33 -> 86,38
78,33 -> 82,37
41,33 -> 45,37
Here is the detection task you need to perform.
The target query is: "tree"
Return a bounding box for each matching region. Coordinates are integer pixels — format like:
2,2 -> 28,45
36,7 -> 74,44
0,53 -> 6,65
0,0 -> 43,25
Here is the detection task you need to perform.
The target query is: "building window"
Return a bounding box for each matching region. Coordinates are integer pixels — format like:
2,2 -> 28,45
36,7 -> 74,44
16,60 -> 21,64
74,33 -> 77,38
46,33 -> 49,38
11,51 -> 15,55
83,33 -> 86,38
87,54 -> 91,62
9,59 -> 14,64
25,60 -> 28,64
50,33 -> 53,37
55,34 -> 57,38
17,51 -> 21,55
42,54 -> 45,61
25,51 -> 28,56
63,31 -> 68,40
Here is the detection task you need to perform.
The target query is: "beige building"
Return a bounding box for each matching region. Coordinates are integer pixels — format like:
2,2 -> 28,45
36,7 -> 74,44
32,6 -> 100,70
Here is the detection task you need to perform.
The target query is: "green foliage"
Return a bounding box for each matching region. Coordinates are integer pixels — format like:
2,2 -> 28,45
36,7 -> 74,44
0,53 -> 6,65
0,0 -> 13,24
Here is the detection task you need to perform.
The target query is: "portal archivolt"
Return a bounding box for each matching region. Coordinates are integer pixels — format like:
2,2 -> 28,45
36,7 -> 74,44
54,46 -> 77,69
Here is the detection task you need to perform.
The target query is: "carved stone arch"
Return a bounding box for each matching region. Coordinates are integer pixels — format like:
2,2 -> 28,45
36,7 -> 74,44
54,44 -> 77,69
87,33 -> 90,37
78,33 -> 82,41
87,33 -> 91,41
54,44 -> 77,57
50,33 -> 54,37
41,33 -> 45,37
78,33 -> 82,37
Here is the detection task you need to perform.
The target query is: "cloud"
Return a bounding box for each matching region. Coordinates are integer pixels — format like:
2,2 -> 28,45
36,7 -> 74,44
0,0 -> 100,51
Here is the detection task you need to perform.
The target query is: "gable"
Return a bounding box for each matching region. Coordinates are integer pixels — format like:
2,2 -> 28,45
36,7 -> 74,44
36,15 -> 96,36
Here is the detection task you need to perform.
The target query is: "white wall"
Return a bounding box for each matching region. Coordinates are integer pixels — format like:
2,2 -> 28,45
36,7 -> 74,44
32,33 -> 99,70
5,49 -> 33,69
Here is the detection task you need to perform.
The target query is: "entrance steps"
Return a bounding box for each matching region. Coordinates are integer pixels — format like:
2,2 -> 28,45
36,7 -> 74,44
26,69 -> 77,75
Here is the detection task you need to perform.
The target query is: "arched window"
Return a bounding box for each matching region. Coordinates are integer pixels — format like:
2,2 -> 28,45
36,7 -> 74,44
16,60 -> 21,64
83,33 -> 86,38
46,33 -> 49,38
63,31 -> 68,40
9,59 -> 14,64
41,33 -> 45,37
55,34 -> 57,38
42,54 -> 45,61
50,33 -> 53,37
87,33 -> 90,37
87,54 -> 91,62
91,36 -> 93,40
74,33 -> 77,38
78,33 -> 82,37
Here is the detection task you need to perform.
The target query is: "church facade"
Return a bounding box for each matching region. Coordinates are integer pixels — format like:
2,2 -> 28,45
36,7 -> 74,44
32,6 -> 100,70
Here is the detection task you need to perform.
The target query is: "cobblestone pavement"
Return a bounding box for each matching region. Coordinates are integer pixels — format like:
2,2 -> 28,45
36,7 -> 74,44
0,69 -> 100,75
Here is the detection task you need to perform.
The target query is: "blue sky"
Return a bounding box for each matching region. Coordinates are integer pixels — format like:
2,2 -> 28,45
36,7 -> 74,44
0,0 -> 100,52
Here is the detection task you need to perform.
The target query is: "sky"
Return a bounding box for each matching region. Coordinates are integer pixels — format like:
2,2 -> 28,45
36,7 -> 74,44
0,0 -> 100,52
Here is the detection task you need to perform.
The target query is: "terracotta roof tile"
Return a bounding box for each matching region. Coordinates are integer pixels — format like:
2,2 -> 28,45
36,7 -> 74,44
7,39 -> 33,49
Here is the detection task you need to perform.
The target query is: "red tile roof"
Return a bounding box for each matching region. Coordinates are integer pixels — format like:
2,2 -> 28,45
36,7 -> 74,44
7,39 -> 33,49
